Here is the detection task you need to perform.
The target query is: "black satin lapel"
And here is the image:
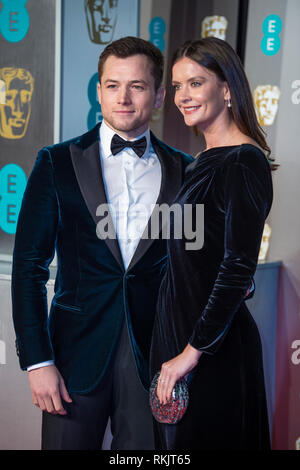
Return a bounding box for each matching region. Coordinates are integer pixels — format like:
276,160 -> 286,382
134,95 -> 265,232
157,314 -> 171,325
127,135 -> 183,271
70,140 -> 124,270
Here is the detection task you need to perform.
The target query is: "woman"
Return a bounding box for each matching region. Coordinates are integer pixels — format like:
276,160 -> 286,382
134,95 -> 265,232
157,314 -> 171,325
150,37 -> 273,450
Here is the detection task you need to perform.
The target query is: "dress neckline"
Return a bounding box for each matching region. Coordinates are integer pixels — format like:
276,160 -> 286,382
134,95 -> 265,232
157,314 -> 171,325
198,143 -> 261,157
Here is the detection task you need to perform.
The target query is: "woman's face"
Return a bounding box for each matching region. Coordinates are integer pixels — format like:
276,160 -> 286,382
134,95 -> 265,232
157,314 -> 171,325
172,56 -> 230,131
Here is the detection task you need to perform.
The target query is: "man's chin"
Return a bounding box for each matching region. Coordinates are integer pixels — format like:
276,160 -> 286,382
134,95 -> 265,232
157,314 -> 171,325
110,118 -> 137,132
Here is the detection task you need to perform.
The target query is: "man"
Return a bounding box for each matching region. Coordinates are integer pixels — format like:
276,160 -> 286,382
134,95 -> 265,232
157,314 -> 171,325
11,36 -> 193,450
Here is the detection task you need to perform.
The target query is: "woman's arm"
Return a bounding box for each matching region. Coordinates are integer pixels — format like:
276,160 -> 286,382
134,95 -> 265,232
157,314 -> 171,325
189,148 -> 273,353
156,147 -> 273,403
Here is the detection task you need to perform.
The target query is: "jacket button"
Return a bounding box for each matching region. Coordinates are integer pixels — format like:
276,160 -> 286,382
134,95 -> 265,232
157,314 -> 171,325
125,274 -> 135,279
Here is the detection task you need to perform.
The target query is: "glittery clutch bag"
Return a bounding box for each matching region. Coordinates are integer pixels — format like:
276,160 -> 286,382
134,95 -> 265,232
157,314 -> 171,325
149,371 -> 189,424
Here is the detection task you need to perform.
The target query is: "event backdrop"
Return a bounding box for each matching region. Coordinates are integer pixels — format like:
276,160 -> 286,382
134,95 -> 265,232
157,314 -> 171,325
0,0 -> 299,451
244,0 -> 300,450
159,0 -> 243,157
0,0 -> 56,257
60,0 -> 139,141
0,0 -> 140,261
0,0 -> 140,450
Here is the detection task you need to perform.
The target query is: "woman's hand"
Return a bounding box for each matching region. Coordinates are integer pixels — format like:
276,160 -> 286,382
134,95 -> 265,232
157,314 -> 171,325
156,344 -> 203,404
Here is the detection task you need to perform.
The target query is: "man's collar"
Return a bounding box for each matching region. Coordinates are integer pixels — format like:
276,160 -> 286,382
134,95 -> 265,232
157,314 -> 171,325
99,120 -> 151,159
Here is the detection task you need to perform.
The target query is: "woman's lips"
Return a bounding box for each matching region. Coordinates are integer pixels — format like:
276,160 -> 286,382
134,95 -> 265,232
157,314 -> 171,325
183,105 -> 201,114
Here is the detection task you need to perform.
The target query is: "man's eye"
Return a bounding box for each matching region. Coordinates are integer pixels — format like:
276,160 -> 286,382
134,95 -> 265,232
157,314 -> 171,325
132,85 -> 144,90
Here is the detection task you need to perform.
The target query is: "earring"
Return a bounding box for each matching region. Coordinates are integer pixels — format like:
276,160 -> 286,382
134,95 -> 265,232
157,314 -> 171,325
227,98 -> 232,108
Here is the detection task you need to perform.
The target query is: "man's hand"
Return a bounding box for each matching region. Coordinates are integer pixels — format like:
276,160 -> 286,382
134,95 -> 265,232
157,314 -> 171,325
28,365 -> 72,415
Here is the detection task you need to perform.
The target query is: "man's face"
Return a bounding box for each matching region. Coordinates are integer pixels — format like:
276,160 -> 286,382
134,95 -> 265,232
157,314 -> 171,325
97,54 -> 165,139
0,68 -> 34,139
85,0 -> 118,44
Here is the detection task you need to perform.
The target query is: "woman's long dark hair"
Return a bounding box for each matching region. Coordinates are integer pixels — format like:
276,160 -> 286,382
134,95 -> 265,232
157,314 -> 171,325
172,38 -> 277,169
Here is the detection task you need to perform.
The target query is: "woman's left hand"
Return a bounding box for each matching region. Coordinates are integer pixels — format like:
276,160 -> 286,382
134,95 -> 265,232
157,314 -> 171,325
156,344 -> 203,404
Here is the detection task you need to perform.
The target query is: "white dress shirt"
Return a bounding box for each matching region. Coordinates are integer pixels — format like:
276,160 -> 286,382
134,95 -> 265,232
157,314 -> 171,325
27,120 -> 162,371
99,120 -> 161,268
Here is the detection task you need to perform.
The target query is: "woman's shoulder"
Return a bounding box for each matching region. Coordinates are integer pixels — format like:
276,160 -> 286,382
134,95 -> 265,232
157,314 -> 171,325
223,143 -> 271,173
187,142 -> 271,178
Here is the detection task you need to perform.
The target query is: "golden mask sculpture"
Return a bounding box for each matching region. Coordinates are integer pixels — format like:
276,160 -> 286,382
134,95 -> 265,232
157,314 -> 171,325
151,107 -> 163,123
253,85 -> 280,127
201,15 -> 228,40
0,67 -> 34,140
85,0 -> 118,45
0,80 -> 5,105
258,223 -> 271,262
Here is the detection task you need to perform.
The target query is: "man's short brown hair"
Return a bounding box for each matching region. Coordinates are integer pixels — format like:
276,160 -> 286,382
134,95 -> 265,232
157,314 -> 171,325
98,36 -> 164,91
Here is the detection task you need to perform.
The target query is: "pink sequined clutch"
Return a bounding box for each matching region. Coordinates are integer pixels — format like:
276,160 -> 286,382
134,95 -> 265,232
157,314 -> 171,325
149,372 -> 189,424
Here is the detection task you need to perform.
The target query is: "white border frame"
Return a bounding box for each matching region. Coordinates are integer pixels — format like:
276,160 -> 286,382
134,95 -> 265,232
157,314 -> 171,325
54,0 -> 62,144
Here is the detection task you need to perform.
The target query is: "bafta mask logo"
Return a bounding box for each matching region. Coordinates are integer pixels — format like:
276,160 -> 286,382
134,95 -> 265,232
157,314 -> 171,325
0,67 -> 34,139
150,107 -> 163,123
258,223 -> 271,262
201,15 -> 228,40
84,0 -> 118,45
253,85 -> 280,127
0,79 -> 5,104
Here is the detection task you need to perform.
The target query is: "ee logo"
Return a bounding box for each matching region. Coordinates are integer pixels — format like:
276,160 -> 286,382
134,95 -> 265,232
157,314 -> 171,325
0,163 -> 27,234
87,73 -> 102,131
0,0 -> 29,43
261,14 -> 282,56
149,17 -> 166,52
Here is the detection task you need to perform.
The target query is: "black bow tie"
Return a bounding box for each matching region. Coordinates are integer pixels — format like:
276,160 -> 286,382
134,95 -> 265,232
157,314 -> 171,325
110,134 -> 147,158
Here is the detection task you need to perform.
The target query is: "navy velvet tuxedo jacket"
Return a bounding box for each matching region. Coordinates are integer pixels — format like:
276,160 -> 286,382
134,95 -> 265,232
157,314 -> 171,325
12,122 -> 193,393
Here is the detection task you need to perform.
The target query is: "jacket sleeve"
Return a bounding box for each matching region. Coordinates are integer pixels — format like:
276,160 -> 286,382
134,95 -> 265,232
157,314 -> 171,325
189,148 -> 273,354
12,148 -> 58,369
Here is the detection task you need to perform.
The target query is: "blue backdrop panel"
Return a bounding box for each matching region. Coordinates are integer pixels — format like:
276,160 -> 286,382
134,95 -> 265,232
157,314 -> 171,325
0,0 -> 56,256
61,0 -> 140,142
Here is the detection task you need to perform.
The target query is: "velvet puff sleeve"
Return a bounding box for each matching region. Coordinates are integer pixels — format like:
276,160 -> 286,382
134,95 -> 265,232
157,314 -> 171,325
11,148 -> 58,369
189,146 -> 273,353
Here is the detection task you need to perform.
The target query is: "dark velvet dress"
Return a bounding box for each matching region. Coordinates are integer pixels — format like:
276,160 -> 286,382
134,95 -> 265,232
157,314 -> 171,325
150,144 -> 273,450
